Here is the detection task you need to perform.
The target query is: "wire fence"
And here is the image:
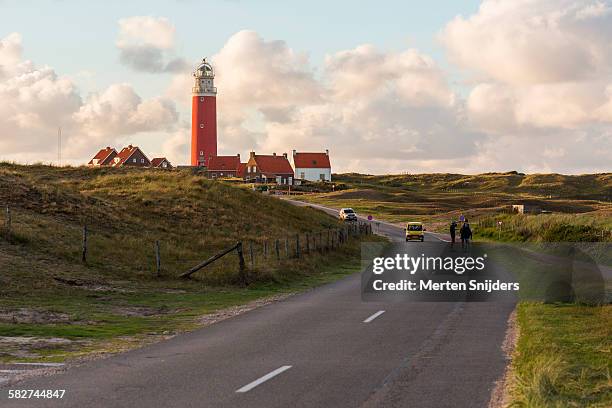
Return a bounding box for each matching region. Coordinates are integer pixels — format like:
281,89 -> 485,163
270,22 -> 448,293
1,205 -> 373,282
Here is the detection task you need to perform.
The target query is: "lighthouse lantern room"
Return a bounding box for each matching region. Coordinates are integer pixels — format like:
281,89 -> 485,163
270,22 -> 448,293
191,58 -> 218,167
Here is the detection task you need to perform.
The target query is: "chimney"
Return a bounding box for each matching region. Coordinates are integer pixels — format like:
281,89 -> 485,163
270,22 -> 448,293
292,149 -> 297,157
250,151 -> 255,159
325,149 -> 329,156
283,152 -> 288,158
237,153 -> 240,160
106,146 -> 111,150
272,152 -> 276,156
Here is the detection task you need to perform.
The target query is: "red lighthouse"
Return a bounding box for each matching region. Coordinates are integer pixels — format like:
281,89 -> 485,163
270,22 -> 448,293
191,59 -> 217,167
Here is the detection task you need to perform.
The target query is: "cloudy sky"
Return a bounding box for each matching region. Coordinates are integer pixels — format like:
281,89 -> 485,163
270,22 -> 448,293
1,0 -> 611,174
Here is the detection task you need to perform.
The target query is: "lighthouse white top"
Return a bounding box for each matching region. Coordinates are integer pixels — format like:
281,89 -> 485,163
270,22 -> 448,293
192,58 -> 217,95
194,59 -> 214,78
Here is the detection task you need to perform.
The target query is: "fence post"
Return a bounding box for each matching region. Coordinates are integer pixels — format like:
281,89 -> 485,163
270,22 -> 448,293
155,240 -> 161,277
275,239 -> 280,261
81,225 -> 88,264
296,234 -> 300,258
264,241 -> 268,259
237,242 -> 246,286
327,229 -> 331,249
285,237 -> 289,258
4,206 -> 11,239
306,233 -> 310,254
249,242 -> 254,268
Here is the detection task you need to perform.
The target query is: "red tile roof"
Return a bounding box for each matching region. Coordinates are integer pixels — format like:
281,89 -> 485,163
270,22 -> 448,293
237,162 -> 247,178
88,147 -> 116,165
113,145 -> 148,166
151,158 -> 171,168
293,152 -> 331,169
207,155 -> 241,171
254,155 -> 294,175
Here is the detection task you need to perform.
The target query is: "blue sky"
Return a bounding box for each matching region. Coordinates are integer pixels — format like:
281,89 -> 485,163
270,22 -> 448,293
1,0 -> 480,98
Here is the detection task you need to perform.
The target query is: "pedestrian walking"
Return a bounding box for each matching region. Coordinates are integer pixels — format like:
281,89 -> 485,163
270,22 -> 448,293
460,220 -> 472,250
450,221 -> 457,247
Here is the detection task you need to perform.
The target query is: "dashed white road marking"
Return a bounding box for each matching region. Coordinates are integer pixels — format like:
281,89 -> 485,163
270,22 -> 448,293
236,366 -> 292,393
363,310 -> 385,323
0,370 -> 29,373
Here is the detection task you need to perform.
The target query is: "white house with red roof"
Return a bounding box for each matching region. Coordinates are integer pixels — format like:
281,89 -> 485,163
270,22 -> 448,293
292,150 -> 331,182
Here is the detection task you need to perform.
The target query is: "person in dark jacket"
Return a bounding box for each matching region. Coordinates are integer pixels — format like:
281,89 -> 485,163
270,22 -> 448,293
460,221 -> 472,250
450,221 -> 457,247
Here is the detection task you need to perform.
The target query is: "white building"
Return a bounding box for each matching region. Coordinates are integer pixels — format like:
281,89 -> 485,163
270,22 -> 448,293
292,150 -> 332,182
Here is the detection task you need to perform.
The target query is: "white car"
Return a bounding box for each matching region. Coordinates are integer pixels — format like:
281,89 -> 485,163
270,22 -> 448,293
339,208 -> 358,221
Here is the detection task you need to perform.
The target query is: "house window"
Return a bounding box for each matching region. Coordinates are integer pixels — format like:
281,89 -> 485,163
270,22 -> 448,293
200,123 -> 204,128
200,151 -> 204,156
133,158 -> 137,163
162,163 -> 167,168
141,159 -> 145,163
200,97 -> 204,102
300,172 -> 305,179
320,174 -> 326,181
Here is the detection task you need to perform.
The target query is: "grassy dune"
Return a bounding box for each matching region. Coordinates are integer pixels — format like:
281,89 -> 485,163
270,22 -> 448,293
0,163 -> 371,362
297,172 -> 612,240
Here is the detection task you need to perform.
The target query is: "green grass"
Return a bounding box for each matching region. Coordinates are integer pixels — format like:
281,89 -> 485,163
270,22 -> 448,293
509,303 -> 611,407
0,163 -> 345,282
295,172 -> 611,241
475,213 -> 612,243
0,237 -> 372,362
0,163 -> 380,362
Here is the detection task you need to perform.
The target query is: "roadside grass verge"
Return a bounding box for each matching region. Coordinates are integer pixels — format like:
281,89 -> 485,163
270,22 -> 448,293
509,303 -> 611,407
0,236 -> 379,363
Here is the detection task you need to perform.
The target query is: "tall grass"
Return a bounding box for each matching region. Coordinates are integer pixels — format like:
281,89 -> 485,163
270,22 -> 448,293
509,303 -> 612,407
0,164 -> 346,284
476,213 -> 612,242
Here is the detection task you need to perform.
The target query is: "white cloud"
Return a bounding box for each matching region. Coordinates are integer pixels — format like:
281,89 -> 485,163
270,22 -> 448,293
161,124 -> 190,165
442,0 -> 612,130
441,0 -> 612,84
116,16 -> 187,73
117,16 -> 176,50
169,31 -> 483,173
72,84 -> 178,151
436,0 -> 612,172
0,32 -> 179,164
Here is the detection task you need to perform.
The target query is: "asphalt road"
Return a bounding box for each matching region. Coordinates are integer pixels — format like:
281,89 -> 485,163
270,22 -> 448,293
284,199 -> 451,243
1,202 -> 515,408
